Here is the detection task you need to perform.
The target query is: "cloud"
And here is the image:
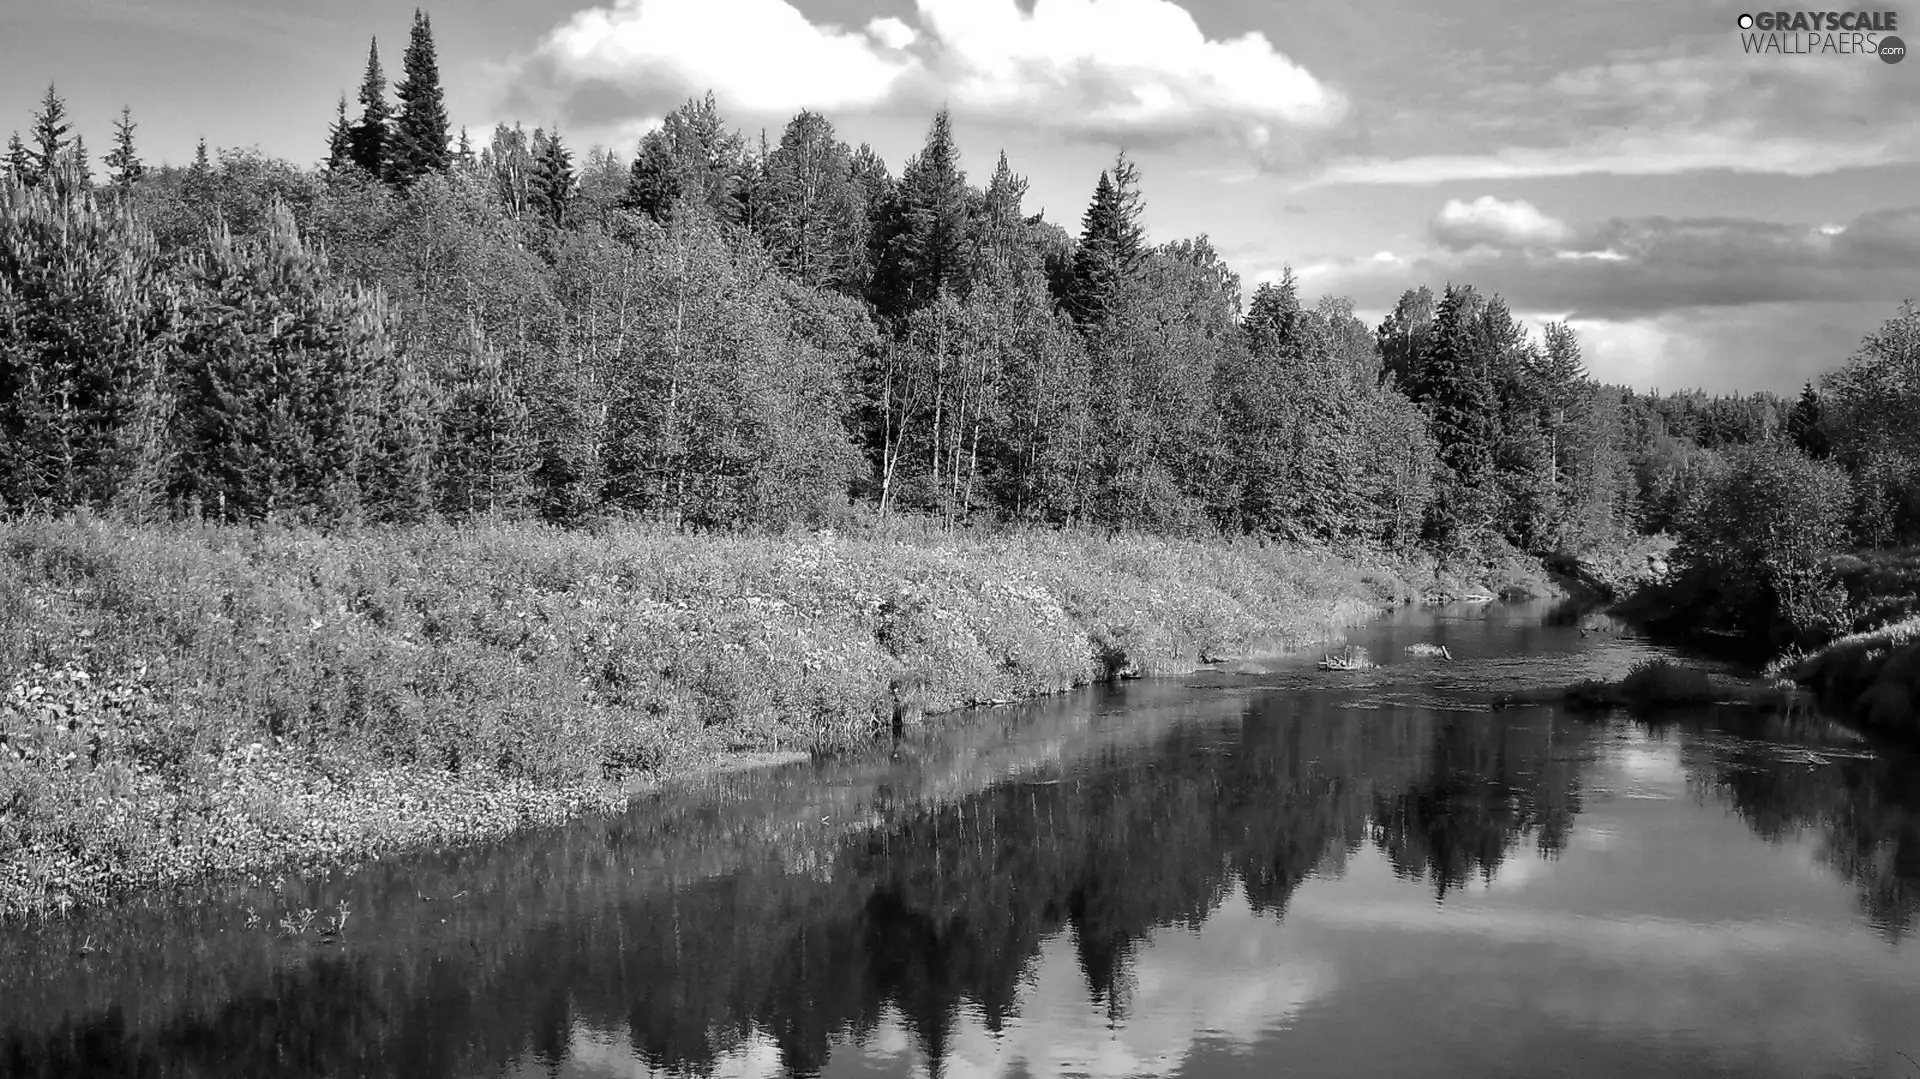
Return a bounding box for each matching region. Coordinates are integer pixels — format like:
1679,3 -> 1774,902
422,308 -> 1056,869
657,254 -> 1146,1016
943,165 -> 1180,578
1431,197 -> 1571,250
1305,47 -> 1920,184
1286,198 -> 1920,392
837,896 -> 1336,1078
1300,203 -> 1920,322
525,0 -> 917,116
510,0 -> 1345,151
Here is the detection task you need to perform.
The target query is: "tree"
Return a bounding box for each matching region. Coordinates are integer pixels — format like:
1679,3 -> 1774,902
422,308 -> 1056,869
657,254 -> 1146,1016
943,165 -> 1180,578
760,109 -> 867,293
868,108 -> 970,322
1822,299 -> 1920,542
348,39 -> 391,177
484,123 -> 534,219
66,134 -> 91,191
1376,287 -> 1436,387
620,93 -> 744,223
1408,284 -> 1501,546
172,202 -> 430,524
104,106 -> 144,189
325,94 -> 353,172
529,128 -> 575,227
0,182 -> 179,513
1787,381 -> 1829,460
386,9 -> 451,186
1067,151 -> 1147,324
969,151 -> 1035,286
1673,442 -> 1852,647
26,83 -> 72,188
434,321 -> 537,519
4,134 -> 28,185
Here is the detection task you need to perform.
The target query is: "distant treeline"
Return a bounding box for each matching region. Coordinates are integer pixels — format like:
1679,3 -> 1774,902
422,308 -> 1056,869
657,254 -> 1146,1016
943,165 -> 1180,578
2,13 -> 1915,577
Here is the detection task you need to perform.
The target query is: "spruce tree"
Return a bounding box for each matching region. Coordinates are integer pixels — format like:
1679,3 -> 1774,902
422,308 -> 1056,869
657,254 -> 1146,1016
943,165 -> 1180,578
348,39 -> 391,177
386,9 -> 451,186
454,126 -> 476,170
325,94 -> 353,172
1067,151 -> 1147,324
868,107 -> 969,321
1788,382 -> 1829,459
4,133 -> 29,185
27,83 -> 72,187
66,134 -> 91,191
104,106 -> 144,189
1412,284 -> 1501,545
529,127 -> 574,227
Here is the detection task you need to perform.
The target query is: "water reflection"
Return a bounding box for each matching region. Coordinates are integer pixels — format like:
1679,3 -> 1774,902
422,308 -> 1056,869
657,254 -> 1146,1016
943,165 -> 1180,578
4,604 -> 1920,1079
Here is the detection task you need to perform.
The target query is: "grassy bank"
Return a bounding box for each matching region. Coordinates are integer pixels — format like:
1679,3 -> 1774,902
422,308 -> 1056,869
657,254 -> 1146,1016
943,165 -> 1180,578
0,517 -> 1553,920
1772,615 -> 1920,739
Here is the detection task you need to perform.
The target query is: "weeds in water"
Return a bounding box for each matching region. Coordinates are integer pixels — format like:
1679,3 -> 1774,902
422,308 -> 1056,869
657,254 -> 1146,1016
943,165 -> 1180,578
1619,658 -> 1717,706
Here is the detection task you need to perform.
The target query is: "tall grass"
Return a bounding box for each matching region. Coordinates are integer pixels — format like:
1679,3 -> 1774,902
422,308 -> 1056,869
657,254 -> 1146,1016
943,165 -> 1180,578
0,516 -> 1460,919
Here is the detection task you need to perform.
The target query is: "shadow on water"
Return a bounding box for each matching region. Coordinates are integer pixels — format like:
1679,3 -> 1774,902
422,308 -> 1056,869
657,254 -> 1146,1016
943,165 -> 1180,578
3,601 -> 1920,1079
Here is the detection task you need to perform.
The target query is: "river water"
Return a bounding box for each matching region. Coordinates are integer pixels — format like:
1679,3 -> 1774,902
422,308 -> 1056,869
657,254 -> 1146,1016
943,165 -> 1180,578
4,600 -> 1920,1078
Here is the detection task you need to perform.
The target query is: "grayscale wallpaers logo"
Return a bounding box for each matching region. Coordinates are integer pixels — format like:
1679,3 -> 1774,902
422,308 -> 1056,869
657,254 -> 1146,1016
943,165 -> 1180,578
1743,9 -> 1904,59
1736,10 -> 1905,60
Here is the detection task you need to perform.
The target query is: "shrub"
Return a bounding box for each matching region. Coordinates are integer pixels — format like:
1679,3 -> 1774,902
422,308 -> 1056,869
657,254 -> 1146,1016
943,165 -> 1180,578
1671,442 -> 1852,648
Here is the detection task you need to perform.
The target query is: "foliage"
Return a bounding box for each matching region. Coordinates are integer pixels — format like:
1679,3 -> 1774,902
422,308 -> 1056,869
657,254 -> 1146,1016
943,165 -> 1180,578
0,183 -> 177,514
0,515 -> 1442,918
384,10 -> 450,187
1671,442 -> 1853,647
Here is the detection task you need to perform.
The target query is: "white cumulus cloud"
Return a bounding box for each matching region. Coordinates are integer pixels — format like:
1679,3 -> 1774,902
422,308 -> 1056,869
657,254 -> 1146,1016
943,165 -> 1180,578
532,0 -> 916,113
513,0 -> 1345,150
1430,196 -> 1572,249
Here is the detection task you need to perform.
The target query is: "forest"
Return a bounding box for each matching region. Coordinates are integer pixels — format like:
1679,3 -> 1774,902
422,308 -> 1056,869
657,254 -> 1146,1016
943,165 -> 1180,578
6,12 -> 1913,579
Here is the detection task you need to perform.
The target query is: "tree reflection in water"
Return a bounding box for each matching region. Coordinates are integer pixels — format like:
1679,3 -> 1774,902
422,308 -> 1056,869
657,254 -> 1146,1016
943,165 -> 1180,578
2,684 -> 1918,1079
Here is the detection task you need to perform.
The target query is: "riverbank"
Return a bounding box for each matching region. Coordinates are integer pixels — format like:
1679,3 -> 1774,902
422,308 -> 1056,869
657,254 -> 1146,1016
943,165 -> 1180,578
1771,615 -> 1920,741
0,517 -> 1556,921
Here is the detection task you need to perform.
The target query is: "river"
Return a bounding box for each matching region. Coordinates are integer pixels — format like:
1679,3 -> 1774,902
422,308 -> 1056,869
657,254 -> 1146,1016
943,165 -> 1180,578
4,599 -> 1920,1078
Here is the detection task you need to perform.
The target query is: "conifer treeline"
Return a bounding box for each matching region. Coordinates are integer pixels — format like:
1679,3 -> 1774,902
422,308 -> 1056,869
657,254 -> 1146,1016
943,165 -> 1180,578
3,13 -> 1910,557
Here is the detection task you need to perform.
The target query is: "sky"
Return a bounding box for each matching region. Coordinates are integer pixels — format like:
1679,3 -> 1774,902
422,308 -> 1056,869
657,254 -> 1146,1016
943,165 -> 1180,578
2,0 -> 1917,393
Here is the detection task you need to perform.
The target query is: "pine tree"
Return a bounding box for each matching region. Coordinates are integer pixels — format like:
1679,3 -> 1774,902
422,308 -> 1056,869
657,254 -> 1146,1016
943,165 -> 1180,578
0,183 -> 179,512
325,94 -> 353,172
104,106 -> 144,189
173,202 -> 425,523
386,8 -> 451,186
27,83 -> 72,187
348,39 -> 391,177
1411,284 -> 1501,546
1068,151 -> 1147,324
454,126 -> 476,170
185,138 -> 214,210
65,134 -> 91,191
970,150 -> 1033,283
869,107 -> 969,322
528,127 -> 574,227
1787,382 -> 1829,459
4,134 -> 28,185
